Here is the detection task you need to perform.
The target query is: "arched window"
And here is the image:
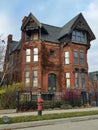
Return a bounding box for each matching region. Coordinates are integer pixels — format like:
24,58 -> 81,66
48,73 -> 56,92
33,47 -> 38,62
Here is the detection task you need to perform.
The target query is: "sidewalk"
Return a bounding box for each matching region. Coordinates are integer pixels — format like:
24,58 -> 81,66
0,107 -> 98,130
0,107 -> 98,118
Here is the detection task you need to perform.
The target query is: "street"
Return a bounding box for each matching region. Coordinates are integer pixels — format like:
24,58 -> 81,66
15,119 -> 98,130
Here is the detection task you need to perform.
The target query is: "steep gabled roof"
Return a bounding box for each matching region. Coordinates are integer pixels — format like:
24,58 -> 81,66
41,23 -> 61,43
12,40 -> 21,52
58,14 -> 80,39
58,13 -> 96,41
9,40 -> 18,54
21,13 -> 41,31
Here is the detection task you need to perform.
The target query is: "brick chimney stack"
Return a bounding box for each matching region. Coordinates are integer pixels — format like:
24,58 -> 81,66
7,34 -> 13,43
22,16 -> 27,24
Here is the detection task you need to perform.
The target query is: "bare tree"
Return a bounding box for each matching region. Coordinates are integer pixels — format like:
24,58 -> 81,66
0,40 -> 6,71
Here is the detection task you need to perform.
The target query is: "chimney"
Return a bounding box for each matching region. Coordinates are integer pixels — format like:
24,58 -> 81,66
22,16 -> 27,24
7,34 -> 13,43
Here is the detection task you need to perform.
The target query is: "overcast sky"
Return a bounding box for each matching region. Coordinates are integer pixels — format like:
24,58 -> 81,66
0,0 -> 98,72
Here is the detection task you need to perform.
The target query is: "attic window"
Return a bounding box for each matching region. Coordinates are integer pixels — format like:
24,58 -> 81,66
26,31 -> 32,41
26,30 -> 38,41
72,30 -> 87,43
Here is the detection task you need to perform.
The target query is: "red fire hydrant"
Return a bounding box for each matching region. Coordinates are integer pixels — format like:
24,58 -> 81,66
37,97 -> 43,116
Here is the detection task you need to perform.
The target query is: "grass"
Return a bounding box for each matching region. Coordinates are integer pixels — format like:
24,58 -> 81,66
1,110 -> 98,124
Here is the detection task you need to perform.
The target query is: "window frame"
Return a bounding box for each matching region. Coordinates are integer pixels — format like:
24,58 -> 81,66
81,72 -> 85,88
65,72 -> 71,88
25,71 -> 30,87
32,70 -> 38,88
80,50 -> 84,65
72,30 -> 86,43
26,49 -> 31,63
75,72 -> 79,88
33,47 -> 38,62
64,51 -> 70,65
74,49 -> 78,65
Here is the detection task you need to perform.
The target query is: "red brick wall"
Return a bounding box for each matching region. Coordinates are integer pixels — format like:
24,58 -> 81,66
20,39 -> 89,93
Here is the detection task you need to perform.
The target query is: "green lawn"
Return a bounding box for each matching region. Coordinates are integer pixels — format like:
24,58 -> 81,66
0,111 -> 98,124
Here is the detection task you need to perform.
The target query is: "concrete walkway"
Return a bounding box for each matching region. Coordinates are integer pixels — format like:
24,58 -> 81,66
0,107 -> 98,130
0,113 -> 98,130
0,107 -> 98,118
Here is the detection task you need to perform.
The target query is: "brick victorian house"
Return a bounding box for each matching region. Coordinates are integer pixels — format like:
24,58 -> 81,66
3,13 -> 95,99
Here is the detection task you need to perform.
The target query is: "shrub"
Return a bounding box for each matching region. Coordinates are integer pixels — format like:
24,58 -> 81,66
0,82 -> 24,109
54,100 -> 62,108
61,89 -> 82,107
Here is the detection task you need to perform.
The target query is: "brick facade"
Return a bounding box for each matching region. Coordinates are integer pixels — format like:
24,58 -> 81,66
3,13 -> 95,95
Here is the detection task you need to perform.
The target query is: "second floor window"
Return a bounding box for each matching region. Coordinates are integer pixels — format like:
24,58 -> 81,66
65,51 -> 70,64
74,50 -> 78,65
26,49 -> 31,63
80,50 -> 84,65
33,48 -> 38,62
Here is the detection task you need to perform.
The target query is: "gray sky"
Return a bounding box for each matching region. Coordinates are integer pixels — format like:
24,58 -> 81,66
0,0 -> 98,72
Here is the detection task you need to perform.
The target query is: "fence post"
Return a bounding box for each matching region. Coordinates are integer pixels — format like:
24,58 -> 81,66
16,91 -> 20,112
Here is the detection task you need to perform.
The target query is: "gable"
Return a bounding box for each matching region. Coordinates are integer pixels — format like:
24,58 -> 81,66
58,13 -> 95,41
21,13 -> 41,31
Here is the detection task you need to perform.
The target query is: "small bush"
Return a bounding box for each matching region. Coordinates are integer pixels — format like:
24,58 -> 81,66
54,100 -> 62,108
0,82 -> 24,109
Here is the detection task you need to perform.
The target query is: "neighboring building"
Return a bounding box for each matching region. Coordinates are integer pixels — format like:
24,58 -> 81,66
89,71 -> 98,92
3,12 -> 95,97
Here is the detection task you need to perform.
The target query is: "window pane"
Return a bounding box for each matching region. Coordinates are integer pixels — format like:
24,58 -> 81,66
65,51 -> 69,57
34,48 -> 38,54
81,73 -> 85,88
72,30 -> 86,43
65,51 -> 70,64
25,78 -> 30,86
25,71 -> 30,87
34,55 -> 38,62
26,49 -> 30,55
66,79 -> 70,88
65,58 -> 69,64
33,71 -> 38,77
26,56 -> 30,62
80,51 -> 84,65
66,73 -> 70,78
33,78 -> 38,87
33,70 -> 38,88
26,71 -> 30,77
75,72 -> 79,88
74,50 -> 78,65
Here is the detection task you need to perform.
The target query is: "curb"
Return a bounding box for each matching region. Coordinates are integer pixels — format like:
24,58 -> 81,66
0,115 -> 98,130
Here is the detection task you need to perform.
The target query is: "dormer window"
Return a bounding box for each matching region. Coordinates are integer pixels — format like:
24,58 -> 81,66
25,30 -> 38,41
72,30 -> 87,43
26,31 -> 33,41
